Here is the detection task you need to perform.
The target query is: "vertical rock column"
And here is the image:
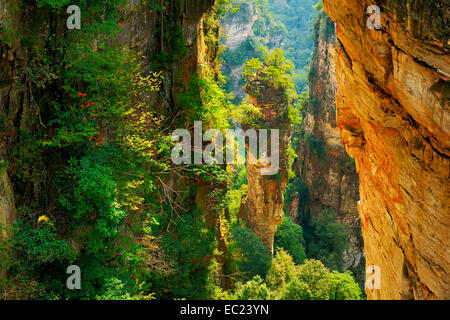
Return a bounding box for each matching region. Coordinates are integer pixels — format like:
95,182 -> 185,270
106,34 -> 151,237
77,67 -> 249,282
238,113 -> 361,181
239,75 -> 292,253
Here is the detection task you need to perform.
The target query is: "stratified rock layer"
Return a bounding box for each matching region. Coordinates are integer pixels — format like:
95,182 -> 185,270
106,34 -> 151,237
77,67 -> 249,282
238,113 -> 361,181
324,0 -> 449,299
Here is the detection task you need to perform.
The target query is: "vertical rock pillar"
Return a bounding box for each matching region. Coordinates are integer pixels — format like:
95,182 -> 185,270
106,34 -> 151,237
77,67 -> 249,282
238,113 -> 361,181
239,73 -> 292,253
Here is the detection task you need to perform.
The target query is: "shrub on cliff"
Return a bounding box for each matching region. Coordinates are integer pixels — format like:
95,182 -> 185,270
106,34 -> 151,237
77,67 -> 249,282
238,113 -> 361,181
243,49 -> 297,103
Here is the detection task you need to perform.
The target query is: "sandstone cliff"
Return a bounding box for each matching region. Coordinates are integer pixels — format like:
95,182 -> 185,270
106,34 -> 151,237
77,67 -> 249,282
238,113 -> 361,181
294,10 -> 364,276
324,0 -> 449,299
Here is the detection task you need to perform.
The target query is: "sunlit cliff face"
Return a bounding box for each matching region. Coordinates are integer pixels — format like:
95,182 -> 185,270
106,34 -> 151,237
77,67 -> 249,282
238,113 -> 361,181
324,0 -> 449,299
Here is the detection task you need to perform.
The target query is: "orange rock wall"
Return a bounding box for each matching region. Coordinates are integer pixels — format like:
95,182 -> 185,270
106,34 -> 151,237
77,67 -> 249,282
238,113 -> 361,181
324,0 -> 449,299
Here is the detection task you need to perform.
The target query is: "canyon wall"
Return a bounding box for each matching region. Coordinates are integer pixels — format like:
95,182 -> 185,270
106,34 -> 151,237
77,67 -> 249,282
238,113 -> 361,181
119,0 -> 215,109
0,0 -> 22,245
324,0 -> 449,299
0,0 -> 225,282
220,2 -> 258,101
294,10 -> 364,276
220,1 -> 282,101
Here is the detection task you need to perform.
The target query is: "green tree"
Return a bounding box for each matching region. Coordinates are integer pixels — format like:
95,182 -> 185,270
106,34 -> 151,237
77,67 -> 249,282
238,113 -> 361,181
154,209 -> 220,300
305,209 -> 348,270
296,259 -> 330,300
279,278 -> 312,300
327,271 -> 361,300
274,216 -> 306,264
231,226 -> 271,280
266,248 -> 297,290
234,275 -> 271,300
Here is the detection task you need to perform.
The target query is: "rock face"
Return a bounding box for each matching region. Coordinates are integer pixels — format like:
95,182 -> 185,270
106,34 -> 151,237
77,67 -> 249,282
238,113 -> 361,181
221,4 -> 259,51
119,0 -> 215,110
220,5 -> 258,100
295,10 -> 364,275
0,0 -> 22,241
107,0 -> 232,287
220,2 -> 283,101
324,0 -> 449,299
0,165 -> 15,237
239,75 -> 292,253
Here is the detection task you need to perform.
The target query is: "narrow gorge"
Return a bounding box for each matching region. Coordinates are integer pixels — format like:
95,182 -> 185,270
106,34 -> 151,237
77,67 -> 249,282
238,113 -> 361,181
292,8 -> 364,282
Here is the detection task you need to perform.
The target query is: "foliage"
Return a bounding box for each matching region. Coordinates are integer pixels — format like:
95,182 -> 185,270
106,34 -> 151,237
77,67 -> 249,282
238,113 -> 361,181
283,176 -> 309,216
327,271 -> 362,300
234,252 -> 361,300
234,275 -> 271,300
10,215 -> 73,268
261,49 -> 295,90
279,278 -> 312,300
2,0 -> 171,300
266,248 -> 297,290
229,99 -> 263,128
0,0 -> 363,301
179,66 -> 232,130
231,226 -> 271,280
274,216 -> 306,264
153,209 -> 221,299
242,58 -> 263,82
1,211 -> 75,299
61,157 -> 126,241
305,132 -> 326,159
268,0 -> 317,93
296,259 -> 330,299
302,209 -> 348,271
287,145 -> 298,179
243,49 -> 297,104
36,0 -> 72,9
221,0 -> 317,98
